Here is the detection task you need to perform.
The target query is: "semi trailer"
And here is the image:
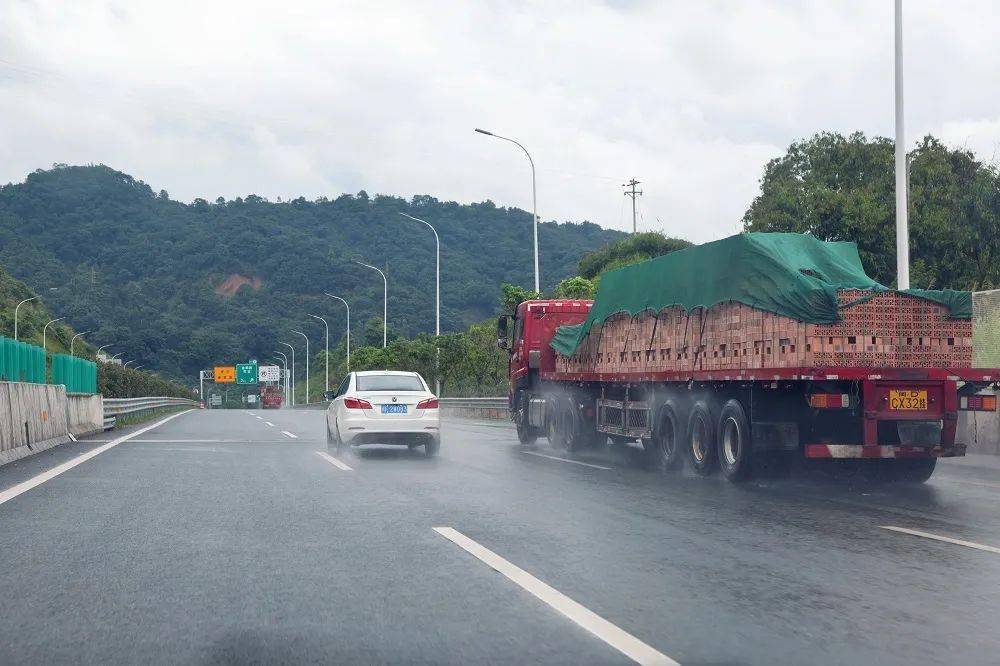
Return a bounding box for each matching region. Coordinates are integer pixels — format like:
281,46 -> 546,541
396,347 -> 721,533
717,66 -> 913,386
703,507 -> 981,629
498,233 -> 999,482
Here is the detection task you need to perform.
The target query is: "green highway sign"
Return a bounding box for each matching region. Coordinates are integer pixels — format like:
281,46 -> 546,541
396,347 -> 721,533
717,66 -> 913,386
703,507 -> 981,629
236,362 -> 258,385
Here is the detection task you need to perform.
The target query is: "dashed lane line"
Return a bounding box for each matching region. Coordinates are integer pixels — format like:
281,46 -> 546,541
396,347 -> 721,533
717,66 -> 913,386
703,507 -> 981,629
881,526 -> 1000,555
0,410 -> 192,507
281,431 -> 298,439
264,422 -> 274,427
433,527 -> 677,666
315,450 -> 353,471
522,450 -> 613,470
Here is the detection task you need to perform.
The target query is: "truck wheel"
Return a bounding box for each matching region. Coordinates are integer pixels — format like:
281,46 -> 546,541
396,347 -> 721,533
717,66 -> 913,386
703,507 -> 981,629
717,399 -> 752,481
645,402 -> 683,471
888,458 -> 937,483
687,400 -> 718,475
514,393 -> 537,448
561,399 -> 590,452
545,400 -> 566,449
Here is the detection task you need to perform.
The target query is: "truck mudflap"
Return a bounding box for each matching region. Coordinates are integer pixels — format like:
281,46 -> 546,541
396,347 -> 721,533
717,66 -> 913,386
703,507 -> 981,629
804,443 -> 966,459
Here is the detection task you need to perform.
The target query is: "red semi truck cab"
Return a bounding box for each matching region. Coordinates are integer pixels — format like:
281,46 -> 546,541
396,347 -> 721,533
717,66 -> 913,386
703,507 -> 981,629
504,298 -> 592,384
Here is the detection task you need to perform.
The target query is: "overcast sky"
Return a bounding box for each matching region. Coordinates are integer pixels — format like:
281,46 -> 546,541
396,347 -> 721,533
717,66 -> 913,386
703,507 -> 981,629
2,1 -> 999,242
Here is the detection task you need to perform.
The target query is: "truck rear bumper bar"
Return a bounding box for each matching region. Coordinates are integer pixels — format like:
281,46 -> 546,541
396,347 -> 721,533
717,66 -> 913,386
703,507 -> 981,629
804,444 -> 966,459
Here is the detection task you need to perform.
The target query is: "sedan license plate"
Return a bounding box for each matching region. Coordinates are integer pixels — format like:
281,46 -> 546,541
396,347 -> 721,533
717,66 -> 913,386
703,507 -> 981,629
381,404 -> 407,414
889,390 -> 928,411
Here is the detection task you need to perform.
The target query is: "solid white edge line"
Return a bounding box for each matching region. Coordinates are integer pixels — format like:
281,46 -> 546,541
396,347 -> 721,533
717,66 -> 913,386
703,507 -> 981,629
0,410 -> 193,507
522,450 -> 612,470
881,526 -> 1000,555
433,527 -> 676,666
315,450 -> 353,471
264,422 -> 274,427
281,430 -> 298,438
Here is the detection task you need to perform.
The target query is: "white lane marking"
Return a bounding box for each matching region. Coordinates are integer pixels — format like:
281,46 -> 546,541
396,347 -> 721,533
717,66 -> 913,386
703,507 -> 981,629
315,450 -> 353,471
522,450 -> 612,470
433,527 -> 676,666
281,430 -> 298,439
0,410 -> 192,507
255,415 -> 263,420
881,526 -> 1000,555
264,421 -> 274,427
67,433 -> 77,442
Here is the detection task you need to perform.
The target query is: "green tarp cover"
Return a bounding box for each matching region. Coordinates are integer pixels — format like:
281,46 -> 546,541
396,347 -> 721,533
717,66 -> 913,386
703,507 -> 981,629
551,232 -> 972,357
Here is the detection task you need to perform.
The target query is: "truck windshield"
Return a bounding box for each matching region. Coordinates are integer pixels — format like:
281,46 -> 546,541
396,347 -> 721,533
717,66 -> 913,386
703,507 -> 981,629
356,375 -> 424,392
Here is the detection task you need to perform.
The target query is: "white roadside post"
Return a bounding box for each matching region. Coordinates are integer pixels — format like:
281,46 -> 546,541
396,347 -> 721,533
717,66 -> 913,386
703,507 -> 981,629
398,212 -> 441,395
325,293 -> 350,372
279,342 -> 296,406
308,314 -> 330,393
292,330 -> 310,405
354,260 -> 387,348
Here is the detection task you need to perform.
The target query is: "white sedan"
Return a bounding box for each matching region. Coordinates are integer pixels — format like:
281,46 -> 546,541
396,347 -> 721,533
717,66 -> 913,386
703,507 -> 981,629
326,371 -> 440,455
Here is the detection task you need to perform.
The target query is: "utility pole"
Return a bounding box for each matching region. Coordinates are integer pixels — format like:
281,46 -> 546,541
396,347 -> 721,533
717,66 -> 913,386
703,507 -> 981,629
623,179 -> 643,234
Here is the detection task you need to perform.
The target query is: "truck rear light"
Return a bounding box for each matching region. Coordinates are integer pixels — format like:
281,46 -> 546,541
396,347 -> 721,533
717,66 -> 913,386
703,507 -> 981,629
343,397 -> 373,410
809,393 -> 850,409
960,394 -> 997,412
416,398 -> 439,410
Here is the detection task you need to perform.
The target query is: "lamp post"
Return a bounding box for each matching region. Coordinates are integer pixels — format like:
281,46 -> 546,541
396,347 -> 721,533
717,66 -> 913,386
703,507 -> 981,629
13,296 -> 38,341
279,342 -> 296,406
42,317 -> 65,352
292,330 -> 310,405
273,353 -> 289,405
325,293 -> 350,372
893,0 -> 909,289
475,128 -> 539,293
111,352 -> 123,362
308,314 -> 330,392
123,360 -> 135,368
70,330 -> 90,356
133,365 -> 144,371
398,212 -> 441,394
354,260 -> 387,348
96,344 -> 113,361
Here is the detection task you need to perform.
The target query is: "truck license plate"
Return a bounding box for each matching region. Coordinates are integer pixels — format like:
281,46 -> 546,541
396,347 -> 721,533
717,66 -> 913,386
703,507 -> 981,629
381,404 -> 407,414
889,390 -> 928,411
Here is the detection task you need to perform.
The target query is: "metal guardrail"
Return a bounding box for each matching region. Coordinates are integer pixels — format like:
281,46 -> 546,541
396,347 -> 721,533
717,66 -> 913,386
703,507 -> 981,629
103,397 -> 198,430
439,397 -> 507,409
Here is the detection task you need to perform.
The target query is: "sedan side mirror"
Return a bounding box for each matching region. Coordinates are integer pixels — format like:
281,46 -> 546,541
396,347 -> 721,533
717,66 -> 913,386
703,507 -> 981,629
322,390 -> 337,401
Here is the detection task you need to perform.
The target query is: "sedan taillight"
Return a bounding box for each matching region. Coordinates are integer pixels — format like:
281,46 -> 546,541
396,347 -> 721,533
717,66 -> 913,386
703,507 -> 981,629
343,397 -> 373,410
416,397 -> 439,410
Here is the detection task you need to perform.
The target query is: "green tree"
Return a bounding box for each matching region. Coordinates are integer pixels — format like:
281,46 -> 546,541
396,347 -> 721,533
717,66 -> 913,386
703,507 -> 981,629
553,276 -> 596,299
499,283 -> 540,315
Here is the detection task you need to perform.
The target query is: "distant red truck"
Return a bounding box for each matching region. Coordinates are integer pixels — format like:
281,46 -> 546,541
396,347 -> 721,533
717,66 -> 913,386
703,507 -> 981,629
261,385 -> 283,409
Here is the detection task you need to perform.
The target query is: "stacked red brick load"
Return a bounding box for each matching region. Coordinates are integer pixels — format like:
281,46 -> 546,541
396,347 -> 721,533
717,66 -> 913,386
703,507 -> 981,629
555,289 -> 972,375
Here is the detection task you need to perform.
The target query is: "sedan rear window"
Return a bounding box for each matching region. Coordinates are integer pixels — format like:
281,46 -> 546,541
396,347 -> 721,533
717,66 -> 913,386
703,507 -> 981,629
356,375 -> 424,392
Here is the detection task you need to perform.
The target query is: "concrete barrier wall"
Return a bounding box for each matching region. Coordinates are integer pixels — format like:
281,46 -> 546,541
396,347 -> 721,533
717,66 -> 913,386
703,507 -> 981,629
0,382 -> 69,465
441,405 -> 508,421
66,394 -> 104,438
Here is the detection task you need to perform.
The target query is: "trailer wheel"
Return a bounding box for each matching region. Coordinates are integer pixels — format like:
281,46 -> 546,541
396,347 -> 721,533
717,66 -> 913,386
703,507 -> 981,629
645,402 -> 683,471
687,400 -> 718,475
545,399 -> 567,449
887,458 -> 937,483
717,399 -> 752,481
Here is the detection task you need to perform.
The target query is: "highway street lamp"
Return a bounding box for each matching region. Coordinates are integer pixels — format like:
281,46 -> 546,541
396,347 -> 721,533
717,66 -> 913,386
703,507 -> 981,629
123,360 -> 135,368
42,317 -> 65,353
324,293 -> 350,372
893,0 -> 909,289
96,344 -> 113,360
354,260 -> 387,348
70,330 -> 90,357
308,314 -> 330,392
292,330 -> 310,404
133,365 -> 144,371
279,341 -> 297,406
13,296 -> 39,341
398,212 -> 441,394
273,352 -> 290,404
111,352 -> 123,362
475,127 -> 539,293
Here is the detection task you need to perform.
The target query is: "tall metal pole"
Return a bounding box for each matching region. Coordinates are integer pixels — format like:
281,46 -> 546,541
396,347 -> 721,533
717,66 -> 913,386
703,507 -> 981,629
894,0 -> 910,290
475,128 -> 539,293
123,360 -> 135,368
14,296 -> 38,340
96,344 -> 113,360
308,314 -> 330,392
199,370 -> 205,402
273,354 -> 289,406
623,179 -> 643,234
399,212 -> 441,394
325,293 -> 350,372
70,330 -> 90,356
354,261 -> 387,347
279,342 -> 296,406
292,330 -> 310,404
42,317 -> 65,352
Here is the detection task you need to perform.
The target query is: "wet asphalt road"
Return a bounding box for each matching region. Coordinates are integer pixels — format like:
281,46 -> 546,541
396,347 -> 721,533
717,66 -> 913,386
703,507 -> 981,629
1,409 -> 999,665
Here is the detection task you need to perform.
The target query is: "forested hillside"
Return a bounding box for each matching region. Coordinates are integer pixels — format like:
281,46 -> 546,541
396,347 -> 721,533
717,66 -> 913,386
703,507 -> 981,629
0,165 -> 623,382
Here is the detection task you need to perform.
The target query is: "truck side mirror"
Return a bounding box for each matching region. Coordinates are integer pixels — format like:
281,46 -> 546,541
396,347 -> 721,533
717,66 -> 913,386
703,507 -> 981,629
497,315 -> 510,349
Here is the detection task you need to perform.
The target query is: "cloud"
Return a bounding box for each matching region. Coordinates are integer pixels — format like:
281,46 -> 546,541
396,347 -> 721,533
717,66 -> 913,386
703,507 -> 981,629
1,0 -> 999,242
